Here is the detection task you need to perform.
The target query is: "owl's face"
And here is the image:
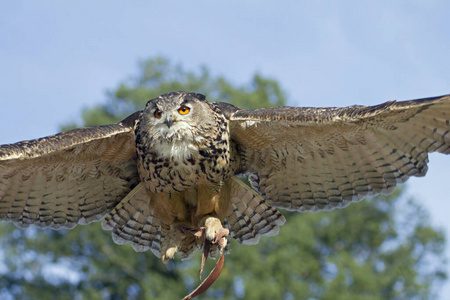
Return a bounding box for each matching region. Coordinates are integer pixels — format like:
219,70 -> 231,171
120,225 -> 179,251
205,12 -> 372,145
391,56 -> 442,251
141,92 -> 213,143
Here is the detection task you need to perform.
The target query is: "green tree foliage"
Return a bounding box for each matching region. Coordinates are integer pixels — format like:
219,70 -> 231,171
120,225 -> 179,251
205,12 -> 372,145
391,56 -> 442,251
0,57 -> 447,299
63,57 -> 285,130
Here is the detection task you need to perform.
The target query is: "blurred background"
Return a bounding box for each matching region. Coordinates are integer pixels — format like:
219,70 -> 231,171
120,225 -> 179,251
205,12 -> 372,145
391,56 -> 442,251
0,1 -> 449,299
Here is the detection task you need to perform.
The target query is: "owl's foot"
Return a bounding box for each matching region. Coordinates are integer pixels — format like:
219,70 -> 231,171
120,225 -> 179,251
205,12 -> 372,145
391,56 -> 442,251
203,216 -> 229,245
161,226 -> 183,263
197,216 -> 228,280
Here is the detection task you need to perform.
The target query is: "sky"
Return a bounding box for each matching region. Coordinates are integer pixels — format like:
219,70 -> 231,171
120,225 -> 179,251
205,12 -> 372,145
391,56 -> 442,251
1,1 -> 450,297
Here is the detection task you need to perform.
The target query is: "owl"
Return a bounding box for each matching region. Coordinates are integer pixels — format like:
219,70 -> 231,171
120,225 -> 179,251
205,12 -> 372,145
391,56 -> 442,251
1,91 -> 450,298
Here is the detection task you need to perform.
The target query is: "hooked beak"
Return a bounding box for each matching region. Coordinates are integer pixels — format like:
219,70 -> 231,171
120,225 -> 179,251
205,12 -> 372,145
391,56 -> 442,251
165,116 -> 174,128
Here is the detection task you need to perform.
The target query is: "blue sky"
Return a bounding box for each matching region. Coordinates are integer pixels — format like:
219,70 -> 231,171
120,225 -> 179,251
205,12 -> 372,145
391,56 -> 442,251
1,1 -> 450,297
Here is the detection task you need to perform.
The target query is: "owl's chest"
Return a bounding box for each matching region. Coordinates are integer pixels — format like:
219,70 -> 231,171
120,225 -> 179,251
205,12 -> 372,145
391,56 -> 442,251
137,138 -> 233,194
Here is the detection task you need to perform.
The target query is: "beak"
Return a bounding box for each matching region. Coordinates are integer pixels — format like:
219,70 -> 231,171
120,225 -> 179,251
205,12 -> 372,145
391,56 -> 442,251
165,116 -> 174,128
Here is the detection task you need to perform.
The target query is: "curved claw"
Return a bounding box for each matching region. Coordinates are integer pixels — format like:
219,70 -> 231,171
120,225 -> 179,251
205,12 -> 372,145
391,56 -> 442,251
213,228 -> 229,245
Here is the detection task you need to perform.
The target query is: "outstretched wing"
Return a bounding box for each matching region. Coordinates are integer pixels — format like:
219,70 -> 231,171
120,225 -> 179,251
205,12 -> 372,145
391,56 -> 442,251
0,111 -> 142,229
229,94 -> 450,212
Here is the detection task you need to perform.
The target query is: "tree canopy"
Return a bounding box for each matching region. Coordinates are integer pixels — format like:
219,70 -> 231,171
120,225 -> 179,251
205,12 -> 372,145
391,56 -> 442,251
0,57 -> 447,300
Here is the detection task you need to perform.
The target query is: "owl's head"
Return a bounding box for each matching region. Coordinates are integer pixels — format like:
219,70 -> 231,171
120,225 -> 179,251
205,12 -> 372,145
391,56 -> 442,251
141,91 -> 214,142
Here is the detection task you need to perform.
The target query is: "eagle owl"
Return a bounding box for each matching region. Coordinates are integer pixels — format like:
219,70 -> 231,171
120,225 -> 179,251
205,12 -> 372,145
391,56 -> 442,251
1,91 -> 450,295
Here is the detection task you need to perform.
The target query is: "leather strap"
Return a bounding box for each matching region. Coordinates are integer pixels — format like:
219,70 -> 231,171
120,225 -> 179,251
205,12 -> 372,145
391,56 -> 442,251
181,226 -> 229,300
182,251 -> 225,300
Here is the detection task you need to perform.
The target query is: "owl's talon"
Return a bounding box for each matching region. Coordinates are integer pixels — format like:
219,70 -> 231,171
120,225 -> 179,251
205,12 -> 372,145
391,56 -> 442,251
203,216 -> 229,243
198,219 -> 229,281
160,225 -> 182,263
213,228 -> 229,246
161,246 -> 177,263
199,232 -> 227,281
216,236 -> 228,250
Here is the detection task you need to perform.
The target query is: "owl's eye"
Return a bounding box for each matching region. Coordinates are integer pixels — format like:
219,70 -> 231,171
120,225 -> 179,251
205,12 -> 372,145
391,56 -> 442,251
154,109 -> 162,119
178,106 -> 190,115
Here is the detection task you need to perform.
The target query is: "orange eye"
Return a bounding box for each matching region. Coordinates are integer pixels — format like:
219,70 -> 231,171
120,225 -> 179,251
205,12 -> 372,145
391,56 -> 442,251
178,106 -> 190,115
154,109 -> 162,119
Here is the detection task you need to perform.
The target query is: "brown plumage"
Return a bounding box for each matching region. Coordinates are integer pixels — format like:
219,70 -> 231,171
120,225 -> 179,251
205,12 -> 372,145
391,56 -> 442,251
1,91 -> 450,294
